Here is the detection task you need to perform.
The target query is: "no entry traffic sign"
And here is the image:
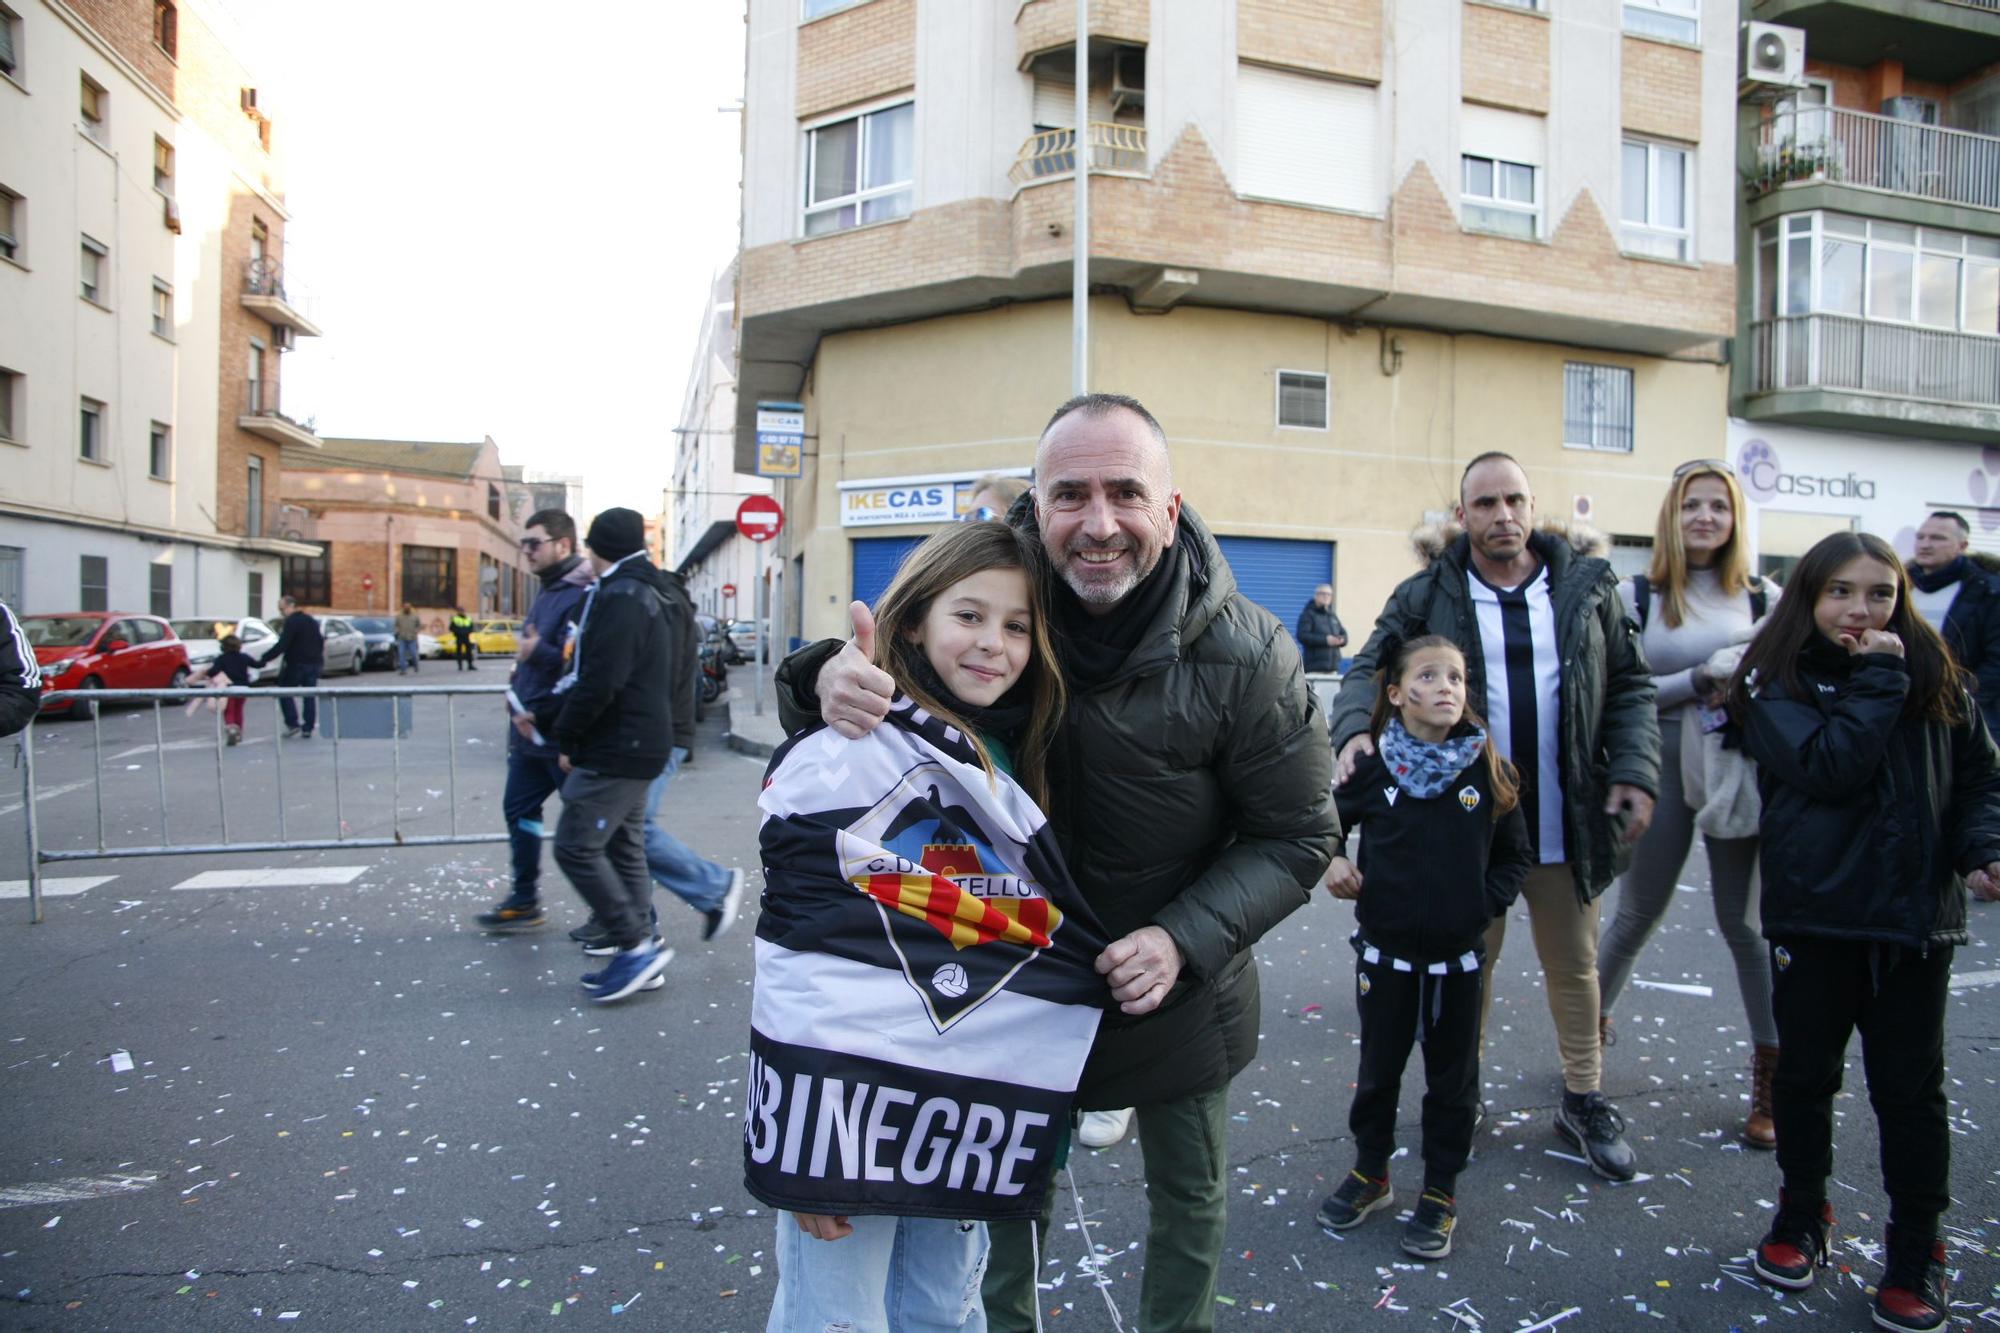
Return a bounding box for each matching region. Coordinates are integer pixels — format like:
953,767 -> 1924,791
736,495 -> 784,543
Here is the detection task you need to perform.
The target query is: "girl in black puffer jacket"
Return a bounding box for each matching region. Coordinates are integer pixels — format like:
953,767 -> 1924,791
1728,531 -> 2000,1333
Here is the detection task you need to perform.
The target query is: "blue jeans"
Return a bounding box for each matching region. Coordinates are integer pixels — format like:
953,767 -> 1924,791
768,1213 -> 988,1333
645,747 -> 732,913
396,638 -> 418,671
503,751 -> 567,900
276,663 -> 320,733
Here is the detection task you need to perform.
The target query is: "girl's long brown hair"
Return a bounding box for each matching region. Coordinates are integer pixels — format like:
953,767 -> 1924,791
869,522 -> 1065,807
1366,634 -> 1520,815
1648,464 -> 1755,628
1726,530 -> 1966,726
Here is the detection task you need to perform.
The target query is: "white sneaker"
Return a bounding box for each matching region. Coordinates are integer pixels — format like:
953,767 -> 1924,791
1077,1107 -> 1135,1149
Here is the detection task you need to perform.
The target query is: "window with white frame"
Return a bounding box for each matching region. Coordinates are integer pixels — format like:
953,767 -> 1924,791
151,279 -> 172,338
1462,155 -> 1538,239
802,0 -> 869,16
0,3 -> 20,78
80,74 -> 105,140
0,185 -> 19,261
1564,362 -> 1635,453
79,397 -> 105,462
80,235 -> 106,303
1236,65 -> 1385,215
1624,0 -> 1697,43
1276,371 -> 1330,429
149,421 -> 171,479
1461,105 -> 1544,240
1620,140 -> 1691,261
153,137 -> 174,194
0,367 -> 18,442
1754,212 -> 2000,336
803,101 -> 914,237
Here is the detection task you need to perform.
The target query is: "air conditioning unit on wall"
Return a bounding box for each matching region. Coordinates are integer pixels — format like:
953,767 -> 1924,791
272,325 -> 295,352
1739,22 -> 1806,101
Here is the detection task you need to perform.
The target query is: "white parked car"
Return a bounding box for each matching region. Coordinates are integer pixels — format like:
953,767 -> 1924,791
417,631 -> 443,660
168,617 -> 282,683
316,615 -> 368,676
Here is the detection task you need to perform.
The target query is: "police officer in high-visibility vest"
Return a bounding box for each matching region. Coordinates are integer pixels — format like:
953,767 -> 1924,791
450,607 -> 477,671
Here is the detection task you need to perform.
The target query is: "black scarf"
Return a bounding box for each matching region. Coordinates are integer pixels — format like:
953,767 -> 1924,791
895,640 -> 1034,748
1049,544 -> 1182,691
538,553 -> 583,589
1911,556 -> 1968,595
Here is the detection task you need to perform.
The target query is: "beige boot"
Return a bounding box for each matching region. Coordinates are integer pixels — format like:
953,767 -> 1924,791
1743,1044 -> 1778,1150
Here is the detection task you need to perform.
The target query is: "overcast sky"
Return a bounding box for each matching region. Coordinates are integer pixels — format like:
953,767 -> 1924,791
222,0 -> 748,521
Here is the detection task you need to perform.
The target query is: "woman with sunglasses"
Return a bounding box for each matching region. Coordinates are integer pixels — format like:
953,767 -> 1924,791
1596,461 -> 1784,1148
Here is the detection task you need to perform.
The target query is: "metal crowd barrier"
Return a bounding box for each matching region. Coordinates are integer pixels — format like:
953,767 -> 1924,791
15,682 -> 516,924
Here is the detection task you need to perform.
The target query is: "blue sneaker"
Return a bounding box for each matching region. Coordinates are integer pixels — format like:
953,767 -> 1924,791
586,944 -> 672,1002
581,964 -> 667,993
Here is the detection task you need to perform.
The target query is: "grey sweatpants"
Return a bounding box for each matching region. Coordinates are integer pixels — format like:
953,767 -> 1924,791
1596,719 -> 1777,1046
553,768 -> 654,950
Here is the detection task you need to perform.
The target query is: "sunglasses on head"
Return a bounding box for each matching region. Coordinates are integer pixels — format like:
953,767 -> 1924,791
1673,459 -> 1733,478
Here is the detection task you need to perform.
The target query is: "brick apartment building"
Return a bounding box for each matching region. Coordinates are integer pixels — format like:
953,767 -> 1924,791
1723,2 -> 2000,564
0,0 -> 323,618
277,436 -> 532,629
736,0 -> 1750,643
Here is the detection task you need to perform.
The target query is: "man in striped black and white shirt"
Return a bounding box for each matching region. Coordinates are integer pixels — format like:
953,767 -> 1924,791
0,601 -> 42,737
1331,452 -> 1660,1183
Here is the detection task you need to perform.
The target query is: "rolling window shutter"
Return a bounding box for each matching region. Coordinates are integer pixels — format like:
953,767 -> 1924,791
1236,65 -> 1382,213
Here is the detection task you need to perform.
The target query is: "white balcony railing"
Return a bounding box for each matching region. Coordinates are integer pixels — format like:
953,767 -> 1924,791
1748,314 -> 2000,408
1751,105 -> 2000,211
1008,122 -> 1147,186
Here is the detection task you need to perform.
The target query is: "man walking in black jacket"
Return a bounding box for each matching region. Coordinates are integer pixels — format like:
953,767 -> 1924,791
0,602 -> 41,737
542,508 -> 679,1003
259,595 -> 325,738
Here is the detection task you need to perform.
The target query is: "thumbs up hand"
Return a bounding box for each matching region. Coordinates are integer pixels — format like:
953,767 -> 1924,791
822,600 -> 896,739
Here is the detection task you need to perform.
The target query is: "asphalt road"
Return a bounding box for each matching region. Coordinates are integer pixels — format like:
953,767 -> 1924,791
0,672 -> 1995,1330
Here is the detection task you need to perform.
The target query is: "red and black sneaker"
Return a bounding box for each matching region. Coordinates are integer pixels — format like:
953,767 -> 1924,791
1752,1191 -> 1834,1291
1873,1228 -> 1949,1333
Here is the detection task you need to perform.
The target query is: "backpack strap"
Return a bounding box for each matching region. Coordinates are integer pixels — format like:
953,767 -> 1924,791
1632,574 -> 1651,632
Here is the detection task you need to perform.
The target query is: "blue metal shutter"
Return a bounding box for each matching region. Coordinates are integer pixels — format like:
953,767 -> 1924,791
851,536 -> 928,613
1213,536 -> 1335,634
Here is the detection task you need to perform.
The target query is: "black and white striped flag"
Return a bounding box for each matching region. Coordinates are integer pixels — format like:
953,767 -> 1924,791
745,697 -> 1108,1221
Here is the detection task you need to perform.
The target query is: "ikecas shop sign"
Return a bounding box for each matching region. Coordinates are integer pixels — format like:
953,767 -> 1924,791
841,483 -> 959,528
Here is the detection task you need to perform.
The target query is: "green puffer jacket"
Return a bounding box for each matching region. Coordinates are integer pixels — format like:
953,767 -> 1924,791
778,504 -> 1338,1109
1328,520 -> 1660,905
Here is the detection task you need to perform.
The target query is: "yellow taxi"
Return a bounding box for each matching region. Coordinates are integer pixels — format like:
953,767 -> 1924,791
469,620 -> 522,657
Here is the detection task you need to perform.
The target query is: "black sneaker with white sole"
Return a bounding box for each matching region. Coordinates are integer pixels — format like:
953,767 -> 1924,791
1402,1189 -> 1457,1260
1317,1170 -> 1393,1232
1553,1090 -> 1637,1182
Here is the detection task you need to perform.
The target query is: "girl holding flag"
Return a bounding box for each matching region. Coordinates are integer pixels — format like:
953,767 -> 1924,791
747,521 -> 1107,1332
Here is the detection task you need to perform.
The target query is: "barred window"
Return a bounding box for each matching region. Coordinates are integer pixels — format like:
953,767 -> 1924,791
1563,362 -> 1635,453
402,544 -> 455,607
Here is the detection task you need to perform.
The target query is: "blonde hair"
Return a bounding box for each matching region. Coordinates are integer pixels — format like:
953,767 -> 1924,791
1647,464 -> 1754,628
869,522 -> 1064,807
969,474 -> 1031,511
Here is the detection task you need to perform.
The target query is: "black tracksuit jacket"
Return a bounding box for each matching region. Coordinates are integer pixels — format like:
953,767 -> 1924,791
545,557 -> 678,780
1332,738 -> 1534,965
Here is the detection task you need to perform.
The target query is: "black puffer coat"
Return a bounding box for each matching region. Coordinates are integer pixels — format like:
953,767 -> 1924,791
1739,638 -> 2000,950
779,505 -> 1337,1108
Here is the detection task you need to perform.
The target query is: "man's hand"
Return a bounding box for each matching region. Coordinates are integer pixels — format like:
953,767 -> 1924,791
820,602 -> 896,740
516,623 -> 540,663
558,754 -> 573,774
1095,926 -> 1183,1016
1323,856 -> 1363,900
792,1212 -> 853,1241
1605,783 -> 1655,845
1968,864 -> 2000,903
511,713 -> 538,741
1335,733 -> 1375,786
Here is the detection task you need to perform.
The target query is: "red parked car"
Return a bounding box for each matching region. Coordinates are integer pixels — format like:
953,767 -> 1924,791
22,612 -> 192,716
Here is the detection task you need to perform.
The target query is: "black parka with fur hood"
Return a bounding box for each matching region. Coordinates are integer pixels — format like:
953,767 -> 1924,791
1329,519 -> 1659,905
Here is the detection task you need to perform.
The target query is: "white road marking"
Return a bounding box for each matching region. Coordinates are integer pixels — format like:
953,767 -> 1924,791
0,779 -> 94,816
0,876 -> 117,900
1949,968 -> 2000,991
172,866 -> 369,890
0,1174 -> 157,1209
1631,979 -> 1714,998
